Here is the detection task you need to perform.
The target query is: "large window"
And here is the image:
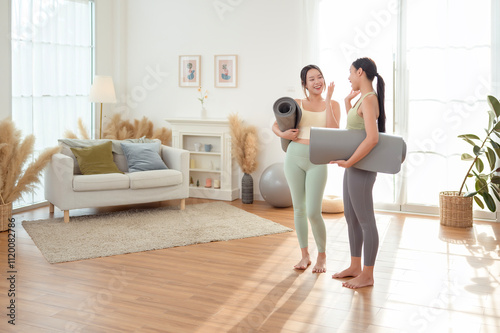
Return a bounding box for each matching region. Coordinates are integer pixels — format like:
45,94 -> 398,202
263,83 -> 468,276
317,0 -> 499,219
403,0 -> 492,218
319,0 -> 397,207
11,0 -> 94,208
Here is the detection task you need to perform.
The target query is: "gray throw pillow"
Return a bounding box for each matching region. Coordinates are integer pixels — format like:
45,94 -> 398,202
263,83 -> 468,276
120,142 -> 168,173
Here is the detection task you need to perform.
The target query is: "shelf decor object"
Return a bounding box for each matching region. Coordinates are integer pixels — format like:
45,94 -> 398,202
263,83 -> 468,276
166,118 -> 239,201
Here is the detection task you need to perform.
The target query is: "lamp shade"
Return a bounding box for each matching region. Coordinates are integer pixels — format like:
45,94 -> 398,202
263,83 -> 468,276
89,75 -> 117,103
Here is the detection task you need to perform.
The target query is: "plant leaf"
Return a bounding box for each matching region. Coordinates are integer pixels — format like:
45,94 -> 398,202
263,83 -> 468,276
486,147 -> 496,170
488,95 -> 500,118
474,196 -> 485,209
488,111 -> 495,131
465,191 -> 478,197
494,121 -> 500,132
480,191 -> 496,212
490,185 -> 500,202
461,153 -> 475,161
461,137 -> 477,146
473,145 -> 481,156
491,176 -> 500,184
458,134 -> 481,141
475,177 -> 488,194
475,158 -> 484,173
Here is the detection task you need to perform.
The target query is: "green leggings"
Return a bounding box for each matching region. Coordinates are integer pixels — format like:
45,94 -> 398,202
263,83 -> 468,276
284,142 -> 327,253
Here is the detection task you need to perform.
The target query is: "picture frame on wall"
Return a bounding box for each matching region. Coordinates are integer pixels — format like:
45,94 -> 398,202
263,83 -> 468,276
214,55 -> 238,88
179,55 -> 201,87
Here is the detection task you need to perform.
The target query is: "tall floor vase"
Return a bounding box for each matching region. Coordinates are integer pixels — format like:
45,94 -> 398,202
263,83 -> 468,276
1,202 -> 12,232
241,173 -> 254,204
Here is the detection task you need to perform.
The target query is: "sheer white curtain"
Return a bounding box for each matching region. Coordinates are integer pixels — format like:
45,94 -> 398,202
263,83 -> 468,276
314,0 -> 497,217
404,0 -> 492,217
315,0 -> 397,205
11,0 -> 93,207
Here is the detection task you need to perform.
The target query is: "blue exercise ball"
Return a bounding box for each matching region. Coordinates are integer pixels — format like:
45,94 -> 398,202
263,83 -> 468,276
259,163 -> 292,208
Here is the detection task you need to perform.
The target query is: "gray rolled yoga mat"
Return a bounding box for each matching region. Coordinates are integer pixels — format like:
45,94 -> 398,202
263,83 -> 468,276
309,127 -> 407,174
273,97 -> 302,152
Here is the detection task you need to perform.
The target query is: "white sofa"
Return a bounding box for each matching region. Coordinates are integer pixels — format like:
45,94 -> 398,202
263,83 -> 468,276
44,139 -> 189,222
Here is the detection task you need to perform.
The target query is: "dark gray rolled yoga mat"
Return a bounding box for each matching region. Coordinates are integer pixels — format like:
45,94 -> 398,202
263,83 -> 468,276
273,97 -> 302,152
309,127 -> 407,174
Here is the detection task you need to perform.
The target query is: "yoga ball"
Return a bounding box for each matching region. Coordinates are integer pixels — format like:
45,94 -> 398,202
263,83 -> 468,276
259,163 -> 292,208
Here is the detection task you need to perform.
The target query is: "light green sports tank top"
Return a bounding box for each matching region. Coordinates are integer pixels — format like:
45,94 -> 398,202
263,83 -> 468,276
346,92 -> 376,130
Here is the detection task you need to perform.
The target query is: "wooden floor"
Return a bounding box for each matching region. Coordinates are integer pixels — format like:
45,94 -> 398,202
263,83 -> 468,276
1,198 -> 499,333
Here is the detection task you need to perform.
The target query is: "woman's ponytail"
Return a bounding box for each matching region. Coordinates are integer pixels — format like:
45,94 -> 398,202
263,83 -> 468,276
375,73 -> 386,133
352,58 -> 386,133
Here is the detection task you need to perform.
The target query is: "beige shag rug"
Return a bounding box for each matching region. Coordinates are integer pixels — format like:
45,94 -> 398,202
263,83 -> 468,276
22,202 -> 292,264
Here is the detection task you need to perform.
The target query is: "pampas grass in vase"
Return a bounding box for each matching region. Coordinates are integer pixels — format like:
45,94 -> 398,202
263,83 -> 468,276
0,118 -> 60,230
228,114 -> 259,204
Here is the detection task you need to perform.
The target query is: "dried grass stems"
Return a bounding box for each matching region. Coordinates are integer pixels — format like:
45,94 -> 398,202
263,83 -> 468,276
228,113 -> 259,175
64,118 -> 89,139
65,114 -> 172,146
0,118 -> 60,204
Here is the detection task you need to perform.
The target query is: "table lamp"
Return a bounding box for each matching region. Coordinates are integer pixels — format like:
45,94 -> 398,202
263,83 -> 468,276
89,75 -> 117,139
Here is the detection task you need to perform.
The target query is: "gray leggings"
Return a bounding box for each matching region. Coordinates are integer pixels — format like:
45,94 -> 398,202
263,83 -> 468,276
343,167 -> 378,266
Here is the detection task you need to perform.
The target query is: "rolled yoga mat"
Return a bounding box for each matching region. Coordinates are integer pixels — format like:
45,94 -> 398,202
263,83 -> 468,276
309,127 -> 407,174
273,97 -> 302,152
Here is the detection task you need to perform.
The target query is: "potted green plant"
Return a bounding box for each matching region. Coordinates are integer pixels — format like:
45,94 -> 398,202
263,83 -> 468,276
439,95 -> 500,227
0,118 -> 60,231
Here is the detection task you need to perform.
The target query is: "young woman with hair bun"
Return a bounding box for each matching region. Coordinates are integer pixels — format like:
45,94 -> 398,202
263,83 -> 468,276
272,65 -> 340,273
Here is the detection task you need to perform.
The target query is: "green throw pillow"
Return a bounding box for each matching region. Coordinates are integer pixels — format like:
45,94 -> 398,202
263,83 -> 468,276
70,141 -> 123,175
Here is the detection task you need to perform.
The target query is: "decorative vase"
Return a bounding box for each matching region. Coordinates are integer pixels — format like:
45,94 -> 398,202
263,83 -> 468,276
241,173 -> 254,204
1,202 -> 12,232
201,106 -> 207,119
439,191 -> 473,228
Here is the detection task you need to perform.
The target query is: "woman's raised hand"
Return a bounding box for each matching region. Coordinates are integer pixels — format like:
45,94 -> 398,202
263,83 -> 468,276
345,89 -> 361,102
326,82 -> 335,101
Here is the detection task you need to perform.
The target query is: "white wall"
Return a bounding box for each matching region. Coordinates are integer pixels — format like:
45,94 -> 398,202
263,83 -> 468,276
120,0 -> 305,200
94,0 -> 128,135
0,0 -> 11,120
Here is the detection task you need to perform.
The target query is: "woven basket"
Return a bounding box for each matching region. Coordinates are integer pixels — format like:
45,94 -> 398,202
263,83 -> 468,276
1,202 -> 12,232
439,191 -> 473,228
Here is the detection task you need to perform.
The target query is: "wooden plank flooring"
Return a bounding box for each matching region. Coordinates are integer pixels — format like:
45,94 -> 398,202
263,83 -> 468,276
0,198 -> 499,332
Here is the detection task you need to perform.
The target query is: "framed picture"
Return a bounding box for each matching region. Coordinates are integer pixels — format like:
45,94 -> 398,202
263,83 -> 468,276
179,55 -> 201,87
214,55 -> 238,88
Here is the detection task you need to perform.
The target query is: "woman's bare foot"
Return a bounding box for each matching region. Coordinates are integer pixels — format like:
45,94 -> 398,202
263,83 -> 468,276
294,257 -> 311,270
332,266 -> 362,279
342,265 -> 374,288
342,273 -> 374,289
312,253 -> 326,273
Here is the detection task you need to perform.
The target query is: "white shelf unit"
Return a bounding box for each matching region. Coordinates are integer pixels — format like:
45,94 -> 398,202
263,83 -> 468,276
166,118 -> 239,201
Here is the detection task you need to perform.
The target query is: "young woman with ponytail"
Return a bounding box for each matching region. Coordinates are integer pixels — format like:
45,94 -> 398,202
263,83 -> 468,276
330,57 -> 386,288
